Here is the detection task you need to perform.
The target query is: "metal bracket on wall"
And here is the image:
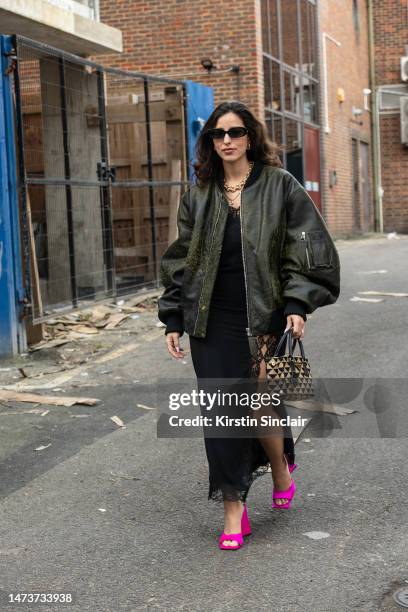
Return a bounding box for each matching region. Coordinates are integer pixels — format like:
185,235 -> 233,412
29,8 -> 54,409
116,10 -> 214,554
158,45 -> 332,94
96,161 -> 117,183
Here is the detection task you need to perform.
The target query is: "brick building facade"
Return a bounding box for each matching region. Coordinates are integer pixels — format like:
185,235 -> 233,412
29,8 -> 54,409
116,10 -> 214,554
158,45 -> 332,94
96,0 -> 264,115
92,0 -> 406,237
372,0 -> 408,233
318,0 -> 372,236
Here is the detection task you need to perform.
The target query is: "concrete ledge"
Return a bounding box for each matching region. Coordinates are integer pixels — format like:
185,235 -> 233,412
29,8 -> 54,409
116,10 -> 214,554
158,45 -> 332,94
0,0 -> 122,56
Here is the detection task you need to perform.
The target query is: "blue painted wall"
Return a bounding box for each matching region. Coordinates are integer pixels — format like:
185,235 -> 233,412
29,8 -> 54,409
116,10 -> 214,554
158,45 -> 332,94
184,80 -> 214,182
0,35 -> 26,357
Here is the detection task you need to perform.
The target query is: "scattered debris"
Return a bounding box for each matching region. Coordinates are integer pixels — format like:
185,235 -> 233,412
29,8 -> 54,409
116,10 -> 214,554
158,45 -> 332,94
110,471 -> 141,481
110,415 -> 125,428
123,289 -> 161,307
0,407 -> 45,416
104,313 -> 129,329
34,443 -> 52,451
136,403 -> 156,411
358,291 -> 408,298
350,296 -> 383,303
360,269 -> 388,275
0,390 -> 99,407
4,342 -> 141,392
28,290 -> 162,352
303,531 -> 330,540
30,337 -> 72,351
98,508 -> 106,513
387,232 -> 399,239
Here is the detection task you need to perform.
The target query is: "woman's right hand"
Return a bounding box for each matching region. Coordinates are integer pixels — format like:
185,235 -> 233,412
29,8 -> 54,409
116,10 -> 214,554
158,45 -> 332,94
166,332 -> 185,359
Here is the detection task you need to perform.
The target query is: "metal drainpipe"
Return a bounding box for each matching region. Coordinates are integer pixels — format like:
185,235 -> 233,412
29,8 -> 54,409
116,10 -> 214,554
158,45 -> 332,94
367,0 -> 383,234
315,0 -> 328,220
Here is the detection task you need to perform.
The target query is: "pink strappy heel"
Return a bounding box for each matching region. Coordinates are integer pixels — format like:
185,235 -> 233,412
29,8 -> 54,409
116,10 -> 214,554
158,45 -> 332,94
272,457 -> 297,509
219,504 -> 251,550
272,478 -> 296,509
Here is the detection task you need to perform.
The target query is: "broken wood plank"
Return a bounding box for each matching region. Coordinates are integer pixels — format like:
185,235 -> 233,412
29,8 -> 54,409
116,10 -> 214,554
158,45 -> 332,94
29,337 -> 72,351
358,291 -> 408,298
123,289 -> 162,307
0,390 -> 99,407
350,296 -> 383,303
103,313 -> 129,329
168,159 -> 181,245
0,408 -> 45,415
110,415 -> 125,428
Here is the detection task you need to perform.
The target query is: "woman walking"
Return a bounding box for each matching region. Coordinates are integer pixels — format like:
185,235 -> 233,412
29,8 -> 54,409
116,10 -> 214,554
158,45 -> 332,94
158,101 -> 340,550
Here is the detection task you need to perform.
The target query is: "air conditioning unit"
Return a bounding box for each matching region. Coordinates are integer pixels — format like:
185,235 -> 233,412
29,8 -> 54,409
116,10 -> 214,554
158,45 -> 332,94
401,56 -> 408,82
400,96 -> 408,146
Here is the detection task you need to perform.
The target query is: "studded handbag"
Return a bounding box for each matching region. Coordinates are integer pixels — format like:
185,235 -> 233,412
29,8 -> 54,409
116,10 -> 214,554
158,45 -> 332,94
266,327 -> 314,400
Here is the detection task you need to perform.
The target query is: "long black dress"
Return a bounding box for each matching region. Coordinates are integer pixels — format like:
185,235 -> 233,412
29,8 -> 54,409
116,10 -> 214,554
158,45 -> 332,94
188,162 -> 297,503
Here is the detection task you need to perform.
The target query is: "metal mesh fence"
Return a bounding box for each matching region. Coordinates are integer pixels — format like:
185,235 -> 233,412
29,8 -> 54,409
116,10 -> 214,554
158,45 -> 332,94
12,35 -> 189,322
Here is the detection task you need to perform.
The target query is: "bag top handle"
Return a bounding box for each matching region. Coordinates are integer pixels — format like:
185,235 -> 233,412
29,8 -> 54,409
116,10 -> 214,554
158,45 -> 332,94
273,327 -> 306,360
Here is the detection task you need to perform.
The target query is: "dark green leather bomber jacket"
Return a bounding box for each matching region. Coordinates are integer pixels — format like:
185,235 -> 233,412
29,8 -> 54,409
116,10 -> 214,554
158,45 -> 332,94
158,165 -> 340,338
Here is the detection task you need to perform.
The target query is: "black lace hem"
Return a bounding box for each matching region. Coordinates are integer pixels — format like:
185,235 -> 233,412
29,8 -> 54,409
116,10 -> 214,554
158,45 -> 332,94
207,449 -> 296,503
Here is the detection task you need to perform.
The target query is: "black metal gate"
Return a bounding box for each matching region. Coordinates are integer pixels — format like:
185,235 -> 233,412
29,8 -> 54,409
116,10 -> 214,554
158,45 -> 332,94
12,34 -> 189,323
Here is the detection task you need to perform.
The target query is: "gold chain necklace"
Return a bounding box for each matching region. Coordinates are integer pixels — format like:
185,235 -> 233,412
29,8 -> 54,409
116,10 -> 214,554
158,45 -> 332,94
225,190 -> 241,205
223,161 -> 254,193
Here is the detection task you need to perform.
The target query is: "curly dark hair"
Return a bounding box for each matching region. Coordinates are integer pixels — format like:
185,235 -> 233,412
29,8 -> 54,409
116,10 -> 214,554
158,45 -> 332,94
192,101 -> 283,187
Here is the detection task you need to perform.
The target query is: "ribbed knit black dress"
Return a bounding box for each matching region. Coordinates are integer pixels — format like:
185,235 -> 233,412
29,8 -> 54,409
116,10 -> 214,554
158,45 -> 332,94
188,161 -> 299,503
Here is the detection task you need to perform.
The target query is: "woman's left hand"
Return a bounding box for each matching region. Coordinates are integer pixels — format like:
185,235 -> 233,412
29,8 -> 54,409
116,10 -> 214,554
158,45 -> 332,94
285,314 -> 305,340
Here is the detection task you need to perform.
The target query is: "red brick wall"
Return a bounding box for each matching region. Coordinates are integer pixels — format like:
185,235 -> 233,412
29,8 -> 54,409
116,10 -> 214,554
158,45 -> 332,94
373,0 -> 408,233
92,0 -> 378,236
93,0 -> 264,118
318,0 -> 372,237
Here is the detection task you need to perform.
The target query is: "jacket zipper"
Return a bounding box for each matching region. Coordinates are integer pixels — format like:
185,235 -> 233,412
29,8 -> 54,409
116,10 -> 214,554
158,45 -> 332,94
240,191 -> 252,336
193,196 -> 222,335
301,231 -> 311,270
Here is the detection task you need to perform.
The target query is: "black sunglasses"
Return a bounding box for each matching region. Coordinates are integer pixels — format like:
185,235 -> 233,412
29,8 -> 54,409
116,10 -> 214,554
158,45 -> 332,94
206,127 -> 248,140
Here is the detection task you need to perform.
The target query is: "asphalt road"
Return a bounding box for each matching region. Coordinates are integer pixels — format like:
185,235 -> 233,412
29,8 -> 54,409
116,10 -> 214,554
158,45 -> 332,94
0,235 -> 407,612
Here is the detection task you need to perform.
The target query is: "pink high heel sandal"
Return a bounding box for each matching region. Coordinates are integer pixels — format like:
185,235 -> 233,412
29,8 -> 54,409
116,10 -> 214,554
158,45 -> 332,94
272,478 -> 296,509
272,457 -> 297,509
219,504 -> 251,550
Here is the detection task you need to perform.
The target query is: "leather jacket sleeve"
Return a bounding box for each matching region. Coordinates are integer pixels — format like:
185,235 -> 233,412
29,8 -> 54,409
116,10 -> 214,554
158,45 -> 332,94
157,190 -> 193,337
280,177 -> 341,314
283,298 -> 307,321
